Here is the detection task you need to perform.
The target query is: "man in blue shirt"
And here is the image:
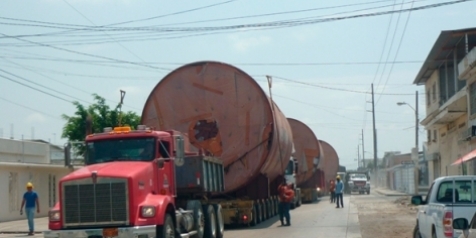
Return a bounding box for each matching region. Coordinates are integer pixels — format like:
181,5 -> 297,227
20,182 -> 40,236
335,176 -> 344,208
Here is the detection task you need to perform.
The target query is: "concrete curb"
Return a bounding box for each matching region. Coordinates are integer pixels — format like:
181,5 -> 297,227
0,232 -> 43,234
375,189 -> 408,197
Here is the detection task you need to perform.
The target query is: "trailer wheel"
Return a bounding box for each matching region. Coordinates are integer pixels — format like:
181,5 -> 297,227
212,204 -> 224,238
203,205 -> 217,238
156,214 -> 175,238
255,202 -> 261,223
187,200 -> 205,238
251,204 -> 258,226
269,199 -> 275,216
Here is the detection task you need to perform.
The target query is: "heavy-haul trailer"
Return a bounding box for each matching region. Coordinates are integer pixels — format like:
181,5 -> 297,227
140,61 -> 297,227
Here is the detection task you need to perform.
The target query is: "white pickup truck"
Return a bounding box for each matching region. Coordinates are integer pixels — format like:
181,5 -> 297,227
411,176 -> 476,238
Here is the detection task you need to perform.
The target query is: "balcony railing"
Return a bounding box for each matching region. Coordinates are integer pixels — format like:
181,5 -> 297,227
459,47 -> 476,80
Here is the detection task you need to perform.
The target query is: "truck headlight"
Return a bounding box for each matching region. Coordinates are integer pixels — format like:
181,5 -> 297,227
49,210 -> 60,222
141,206 -> 156,218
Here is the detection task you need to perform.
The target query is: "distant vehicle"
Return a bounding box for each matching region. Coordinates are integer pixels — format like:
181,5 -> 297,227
344,171 -> 370,195
411,176 -> 476,238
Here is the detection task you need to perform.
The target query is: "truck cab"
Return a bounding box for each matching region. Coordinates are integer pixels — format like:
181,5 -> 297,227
284,158 -> 301,208
44,125 -> 225,238
345,172 -> 370,195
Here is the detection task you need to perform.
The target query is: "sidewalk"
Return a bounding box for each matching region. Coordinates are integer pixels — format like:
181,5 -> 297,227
0,217 -> 48,234
375,188 -> 410,196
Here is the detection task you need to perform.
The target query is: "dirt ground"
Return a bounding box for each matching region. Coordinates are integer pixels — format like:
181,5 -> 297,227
353,194 -> 418,238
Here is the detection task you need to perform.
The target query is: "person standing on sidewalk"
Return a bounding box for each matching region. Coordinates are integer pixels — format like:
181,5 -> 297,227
329,179 -> 336,203
335,176 -> 344,208
20,182 -> 40,236
277,182 -> 294,226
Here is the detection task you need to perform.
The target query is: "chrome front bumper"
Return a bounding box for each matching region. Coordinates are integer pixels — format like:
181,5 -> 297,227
43,225 -> 156,238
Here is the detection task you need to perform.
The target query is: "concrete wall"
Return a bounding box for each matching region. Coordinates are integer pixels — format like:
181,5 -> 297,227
0,162 -> 74,222
0,138 -> 51,164
437,114 -> 468,176
425,70 -> 440,116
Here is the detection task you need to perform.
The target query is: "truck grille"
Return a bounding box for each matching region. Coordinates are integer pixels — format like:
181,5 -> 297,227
353,181 -> 366,187
62,178 -> 129,227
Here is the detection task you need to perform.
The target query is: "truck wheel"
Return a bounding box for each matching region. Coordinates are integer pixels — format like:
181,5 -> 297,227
212,204 -> 224,238
203,205 -> 217,238
256,202 -> 262,223
156,214 -> 175,238
186,200 -> 205,238
261,200 -> 268,220
251,204 -> 258,226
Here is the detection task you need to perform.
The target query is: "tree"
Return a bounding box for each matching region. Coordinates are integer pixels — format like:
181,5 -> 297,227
61,94 -> 141,154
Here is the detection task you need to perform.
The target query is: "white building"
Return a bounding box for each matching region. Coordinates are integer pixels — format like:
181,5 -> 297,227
0,138 -> 77,222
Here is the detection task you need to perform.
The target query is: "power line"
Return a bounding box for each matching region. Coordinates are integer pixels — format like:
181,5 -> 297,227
61,0 -> 153,68
0,32 -> 172,72
0,68 -> 91,105
376,0 -> 416,104
0,57 -> 142,111
0,73 -> 72,103
0,96 -> 63,121
0,0 -> 238,39
371,0 -> 398,86
0,0 -> 466,46
269,75 -> 424,95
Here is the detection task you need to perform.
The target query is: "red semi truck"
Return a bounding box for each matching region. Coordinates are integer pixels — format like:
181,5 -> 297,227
44,61 -> 307,237
44,126 -> 225,238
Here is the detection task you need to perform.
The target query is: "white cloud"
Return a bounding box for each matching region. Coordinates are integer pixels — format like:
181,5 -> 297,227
25,113 -> 46,123
229,35 -> 271,52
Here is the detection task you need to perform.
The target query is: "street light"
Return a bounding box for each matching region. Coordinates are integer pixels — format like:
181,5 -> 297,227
397,91 -> 419,195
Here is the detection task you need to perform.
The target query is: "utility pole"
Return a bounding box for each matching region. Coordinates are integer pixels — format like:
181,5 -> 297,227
371,83 -> 378,189
415,90 -> 420,194
358,144 -> 360,169
362,129 -> 365,169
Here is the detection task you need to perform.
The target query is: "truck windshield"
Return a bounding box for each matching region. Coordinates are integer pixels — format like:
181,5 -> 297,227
351,174 -> 367,180
86,138 -> 156,164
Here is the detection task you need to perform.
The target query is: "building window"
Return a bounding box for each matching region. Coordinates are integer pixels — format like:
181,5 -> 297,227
470,82 -> 476,115
427,130 -> 431,142
427,89 -> 431,106
433,130 -> 437,142
432,83 -> 436,102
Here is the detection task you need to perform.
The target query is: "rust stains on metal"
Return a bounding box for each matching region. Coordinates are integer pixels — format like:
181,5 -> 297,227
287,118 -> 321,186
152,97 -> 164,130
179,113 -> 213,124
319,140 -> 340,193
140,61 -> 293,193
245,111 -> 250,145
192,82 -> 224,95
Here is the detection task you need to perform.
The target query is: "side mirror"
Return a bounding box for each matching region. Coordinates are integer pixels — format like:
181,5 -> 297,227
453,218 -> 469,230
411,195 -> 423,205
157,157 -> 170,169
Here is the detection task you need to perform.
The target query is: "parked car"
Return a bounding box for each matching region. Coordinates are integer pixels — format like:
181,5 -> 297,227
411,176 -> 476,238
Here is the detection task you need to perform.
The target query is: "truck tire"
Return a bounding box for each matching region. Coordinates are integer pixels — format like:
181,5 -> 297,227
202,205 -> 217,238
186,200 -> 205,238
212,204 -> 224,238
156,214 -> 175,238
251,204 -> 258,226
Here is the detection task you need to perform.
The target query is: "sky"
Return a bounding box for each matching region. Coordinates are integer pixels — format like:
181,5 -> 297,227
1,0 -> 475,170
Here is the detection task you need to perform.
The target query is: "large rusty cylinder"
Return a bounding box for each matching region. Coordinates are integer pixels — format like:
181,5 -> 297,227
141,61 -> 293,193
